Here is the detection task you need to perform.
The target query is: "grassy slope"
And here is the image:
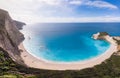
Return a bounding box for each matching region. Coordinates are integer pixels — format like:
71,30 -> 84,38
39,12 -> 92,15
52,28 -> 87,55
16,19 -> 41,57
0,48 -> 120,78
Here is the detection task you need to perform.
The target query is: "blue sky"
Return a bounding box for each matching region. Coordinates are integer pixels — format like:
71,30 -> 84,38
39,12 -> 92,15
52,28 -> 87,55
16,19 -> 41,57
0,0 -> 120,24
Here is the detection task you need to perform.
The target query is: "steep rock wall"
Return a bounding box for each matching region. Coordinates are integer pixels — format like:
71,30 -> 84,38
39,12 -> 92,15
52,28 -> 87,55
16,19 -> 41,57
0,9 -> 25,65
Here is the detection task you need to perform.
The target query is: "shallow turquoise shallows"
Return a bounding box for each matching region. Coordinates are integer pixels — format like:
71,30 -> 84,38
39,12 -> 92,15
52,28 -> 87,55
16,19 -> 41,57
22,23 -> 120,62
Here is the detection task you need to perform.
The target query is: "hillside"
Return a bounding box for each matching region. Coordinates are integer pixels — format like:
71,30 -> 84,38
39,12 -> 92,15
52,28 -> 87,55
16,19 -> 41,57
0,9 -> 120,78
0,9 -> 26,66
1,46 -> 120,78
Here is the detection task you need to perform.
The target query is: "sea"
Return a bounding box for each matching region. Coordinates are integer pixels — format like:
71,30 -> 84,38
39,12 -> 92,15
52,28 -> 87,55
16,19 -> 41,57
21,23 -> 120,63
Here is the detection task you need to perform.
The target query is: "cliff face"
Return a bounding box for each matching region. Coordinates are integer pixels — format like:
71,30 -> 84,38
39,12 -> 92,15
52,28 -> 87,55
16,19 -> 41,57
93,32 -> 120,55
0,9 -> 25,65
92,32 -> 118,45
14,20 -> 26,30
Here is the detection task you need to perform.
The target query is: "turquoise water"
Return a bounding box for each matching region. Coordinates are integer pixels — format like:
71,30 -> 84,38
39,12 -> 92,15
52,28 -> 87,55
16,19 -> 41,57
22,23 -> 120,62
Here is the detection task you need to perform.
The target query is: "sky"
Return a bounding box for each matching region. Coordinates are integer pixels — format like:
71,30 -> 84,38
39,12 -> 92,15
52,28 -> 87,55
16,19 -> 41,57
0,0 -> 120,24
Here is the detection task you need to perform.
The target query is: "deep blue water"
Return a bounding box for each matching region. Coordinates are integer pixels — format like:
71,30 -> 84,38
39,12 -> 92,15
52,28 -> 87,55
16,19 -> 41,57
22,23 -> 120,62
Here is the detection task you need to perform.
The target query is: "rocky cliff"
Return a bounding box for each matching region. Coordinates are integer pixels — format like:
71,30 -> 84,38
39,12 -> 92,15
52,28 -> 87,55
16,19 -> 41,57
93,32 -> 118,45
93,32 -> 120,54
14,20 -> 26,30
93,32 -> 120,45
0,9 -> 25,65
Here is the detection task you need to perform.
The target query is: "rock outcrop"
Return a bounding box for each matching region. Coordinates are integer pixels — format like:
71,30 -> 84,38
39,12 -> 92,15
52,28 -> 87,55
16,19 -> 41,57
93,32 -> 120,54
14,20 -> 26,30
92,32 -> 118,45
0,9 -> 25,65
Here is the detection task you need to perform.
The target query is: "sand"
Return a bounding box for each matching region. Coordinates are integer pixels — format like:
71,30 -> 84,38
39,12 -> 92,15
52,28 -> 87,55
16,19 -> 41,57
19,43 -> 117,70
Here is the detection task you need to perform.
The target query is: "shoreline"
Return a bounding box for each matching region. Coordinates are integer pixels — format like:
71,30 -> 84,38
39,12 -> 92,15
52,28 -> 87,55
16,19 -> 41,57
19,43 -> 117,70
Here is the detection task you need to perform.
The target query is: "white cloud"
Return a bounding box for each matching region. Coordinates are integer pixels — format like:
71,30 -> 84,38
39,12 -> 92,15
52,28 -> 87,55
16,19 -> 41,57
39,0 -> 67,5
0,0 -> 75,23
86,0 -> 118,9
0,0 -> 119,24
19,16 -> 120,24
69,0 -> 118,9
69,0 -> 82,5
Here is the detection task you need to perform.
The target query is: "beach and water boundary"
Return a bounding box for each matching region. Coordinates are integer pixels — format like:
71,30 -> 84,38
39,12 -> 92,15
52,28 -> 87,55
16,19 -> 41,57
19,23 -> 120,70
19,43 -> 117,70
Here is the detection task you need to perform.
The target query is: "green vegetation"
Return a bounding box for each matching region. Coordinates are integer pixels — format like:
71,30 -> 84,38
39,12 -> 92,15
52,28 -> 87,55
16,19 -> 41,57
0,48 -> 120,78
99,32 -> 109,37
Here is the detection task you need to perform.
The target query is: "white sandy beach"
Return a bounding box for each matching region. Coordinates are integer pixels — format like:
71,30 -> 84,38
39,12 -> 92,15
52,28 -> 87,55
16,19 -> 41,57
19,43 -> 117,70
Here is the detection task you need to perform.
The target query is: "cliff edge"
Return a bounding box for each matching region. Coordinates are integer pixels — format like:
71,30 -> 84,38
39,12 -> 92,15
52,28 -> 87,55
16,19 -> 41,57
0,9 -> 25,65
92,32 -> 120,55
14,20 -> 26,30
